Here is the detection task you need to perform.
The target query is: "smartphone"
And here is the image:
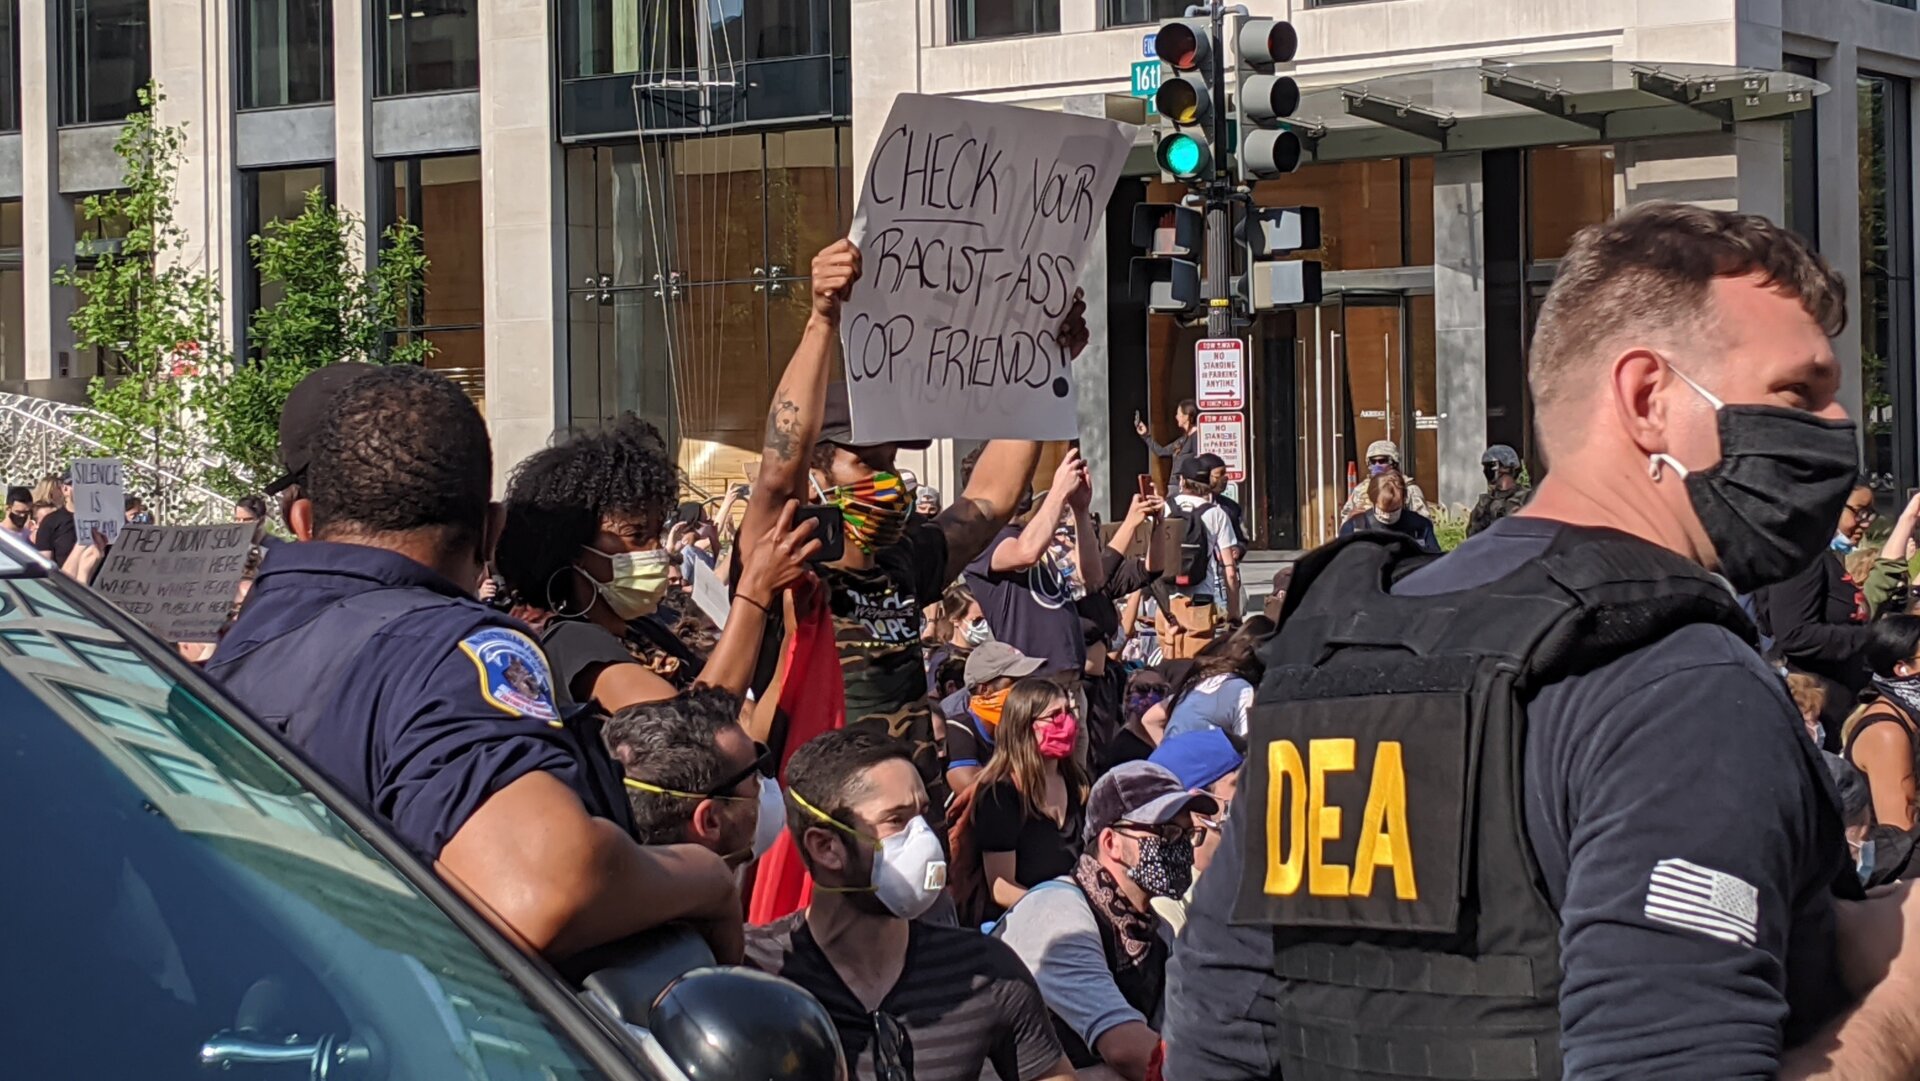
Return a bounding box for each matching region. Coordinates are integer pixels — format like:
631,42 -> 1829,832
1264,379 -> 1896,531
1137,474 -> 1156,498
795,505 -> 846,564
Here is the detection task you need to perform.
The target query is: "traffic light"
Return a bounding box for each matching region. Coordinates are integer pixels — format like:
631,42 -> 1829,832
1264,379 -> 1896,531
1234,18 -> 1303,182
1129,202 -> 1204,314
1237,206 -> 1322,308
1153,19 -> 1218,184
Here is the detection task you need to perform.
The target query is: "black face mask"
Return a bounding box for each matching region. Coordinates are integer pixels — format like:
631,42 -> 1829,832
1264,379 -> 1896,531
7,513 -> 25,527
1653,367 -> 1859,594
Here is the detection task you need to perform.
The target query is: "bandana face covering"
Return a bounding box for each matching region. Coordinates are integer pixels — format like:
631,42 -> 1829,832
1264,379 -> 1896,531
970,686 -> 1010,729
826,472 -> 909,553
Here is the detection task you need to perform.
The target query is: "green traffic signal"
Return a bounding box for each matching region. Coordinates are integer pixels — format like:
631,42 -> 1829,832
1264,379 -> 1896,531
1156,133 -> 1211,180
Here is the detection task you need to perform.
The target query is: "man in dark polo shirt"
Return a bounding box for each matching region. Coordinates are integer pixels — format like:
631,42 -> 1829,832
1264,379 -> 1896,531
747,727 -> 1072,1081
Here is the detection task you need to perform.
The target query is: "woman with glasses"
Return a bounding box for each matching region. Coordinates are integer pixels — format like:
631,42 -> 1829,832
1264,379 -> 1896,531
1754,482 -> 1880,749
494,415 -> 818,712
949,678 -> 1091,923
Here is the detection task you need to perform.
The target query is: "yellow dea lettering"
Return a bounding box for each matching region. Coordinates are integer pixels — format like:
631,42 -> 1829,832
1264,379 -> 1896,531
1263,738 -> 1417,901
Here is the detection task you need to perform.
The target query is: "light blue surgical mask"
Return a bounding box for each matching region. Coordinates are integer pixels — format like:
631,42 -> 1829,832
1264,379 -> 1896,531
1833,535 -> 1857,554
1858,839 -> 1877,885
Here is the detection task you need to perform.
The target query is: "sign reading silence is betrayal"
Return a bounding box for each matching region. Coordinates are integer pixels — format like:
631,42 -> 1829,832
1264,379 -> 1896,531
843,95 -> 1136,443
91,523 -> 255,643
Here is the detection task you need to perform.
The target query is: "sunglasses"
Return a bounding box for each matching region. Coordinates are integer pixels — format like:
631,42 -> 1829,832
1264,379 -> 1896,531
872,1010 -> 911,1081
622,741 -> 772,803
1118,822 -> 1206,846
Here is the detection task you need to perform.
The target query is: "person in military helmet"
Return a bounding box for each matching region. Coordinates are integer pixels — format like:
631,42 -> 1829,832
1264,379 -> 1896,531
1467,443 -> 1531,537
1337,439 -> 1430,521
1166,202 -> 1920,1081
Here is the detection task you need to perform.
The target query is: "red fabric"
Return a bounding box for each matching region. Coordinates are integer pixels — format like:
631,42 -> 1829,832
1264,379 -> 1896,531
746,578 -> 844,924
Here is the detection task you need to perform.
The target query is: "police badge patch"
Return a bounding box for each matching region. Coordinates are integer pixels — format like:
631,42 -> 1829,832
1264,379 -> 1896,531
459,628 -> 560,722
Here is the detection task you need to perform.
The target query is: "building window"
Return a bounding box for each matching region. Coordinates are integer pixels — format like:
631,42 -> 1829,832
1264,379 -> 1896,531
379,154 -> 483,400
239,0 -> 333,109
564,126 -> 854,491
0,200 -> 20,384
952,0 -> 1059,43
1859,73 -> 1915,503
1784,56 -> 1819,247
1104,0 -> 1185,26
59,0 -> 151,126
562,0 -> 698,78
0,1 -> 20,132
1526,145 -> 1615,262
375,0 -> 478,97
241,165 -> 333,354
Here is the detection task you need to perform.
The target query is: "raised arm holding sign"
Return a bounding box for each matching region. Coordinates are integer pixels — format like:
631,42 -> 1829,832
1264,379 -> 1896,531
839,94 -> 1133,444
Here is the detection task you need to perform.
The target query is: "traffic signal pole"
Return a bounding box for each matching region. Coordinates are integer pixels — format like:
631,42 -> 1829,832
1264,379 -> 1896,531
1203,0 -> 1233,338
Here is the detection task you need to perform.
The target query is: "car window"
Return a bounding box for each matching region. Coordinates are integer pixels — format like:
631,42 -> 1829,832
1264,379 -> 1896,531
0,577 -> 625,1080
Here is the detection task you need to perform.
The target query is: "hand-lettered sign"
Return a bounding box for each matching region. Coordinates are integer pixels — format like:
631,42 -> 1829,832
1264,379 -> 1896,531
91,523 -> 255,642
843,95 -> 1136,443
71,457 -> 125,546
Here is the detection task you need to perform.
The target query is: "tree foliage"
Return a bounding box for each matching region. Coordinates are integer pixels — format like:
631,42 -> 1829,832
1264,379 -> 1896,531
53,85 -> 236,512
206,188 -> 432,485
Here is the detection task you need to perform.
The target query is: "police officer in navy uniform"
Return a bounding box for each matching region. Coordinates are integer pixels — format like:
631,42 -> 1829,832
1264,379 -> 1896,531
209,366 -> 744,964
1166,204 -> 1920,1080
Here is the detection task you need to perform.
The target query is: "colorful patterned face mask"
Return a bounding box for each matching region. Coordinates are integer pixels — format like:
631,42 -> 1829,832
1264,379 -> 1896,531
826,471 -> 909,553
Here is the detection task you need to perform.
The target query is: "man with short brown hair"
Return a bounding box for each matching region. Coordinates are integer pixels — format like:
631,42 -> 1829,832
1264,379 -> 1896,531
1168,202 -> 1920,1081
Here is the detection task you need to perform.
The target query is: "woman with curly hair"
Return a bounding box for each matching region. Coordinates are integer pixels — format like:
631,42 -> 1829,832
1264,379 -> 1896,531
495,415 -> 818,711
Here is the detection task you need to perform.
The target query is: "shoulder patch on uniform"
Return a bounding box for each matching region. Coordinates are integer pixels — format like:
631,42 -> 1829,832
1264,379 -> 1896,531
1643,858 -> 1759,946
458,627 -> 560,722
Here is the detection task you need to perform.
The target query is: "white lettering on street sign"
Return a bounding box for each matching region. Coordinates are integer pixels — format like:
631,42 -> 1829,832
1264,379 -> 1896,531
1195,339 -> 1246,411
1197,413 -> 1246,482
843,94 -> 1136,442
1130,61 -> 1162,116
91,523 -> 256,643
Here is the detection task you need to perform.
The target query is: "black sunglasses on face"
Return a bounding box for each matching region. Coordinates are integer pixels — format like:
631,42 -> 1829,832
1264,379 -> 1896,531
706,740 -> 774,797
1118,822 -> 1206,846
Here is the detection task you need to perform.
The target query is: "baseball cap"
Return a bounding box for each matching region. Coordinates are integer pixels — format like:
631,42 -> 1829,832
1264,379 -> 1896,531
1175,457 -> 1212,483
1194,453 -> 1227,473
1366,439 -> 1402,463
267,362 -> 379,494
963,640 -> 1045,687
1150,729 -> 1244,792
819,382 -> 932,451
1084,761 -> 1218,845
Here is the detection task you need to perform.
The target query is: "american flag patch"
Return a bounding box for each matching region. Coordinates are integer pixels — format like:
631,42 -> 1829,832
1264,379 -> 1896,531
1643,859 -> 1759,946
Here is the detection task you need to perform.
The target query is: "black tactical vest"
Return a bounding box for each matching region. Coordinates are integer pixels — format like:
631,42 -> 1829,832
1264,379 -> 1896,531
1232,527 -> 1787,1081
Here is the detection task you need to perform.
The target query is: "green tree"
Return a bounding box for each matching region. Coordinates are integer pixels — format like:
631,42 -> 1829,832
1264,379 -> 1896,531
205,188 -> 432,485
53,84 -> 237,514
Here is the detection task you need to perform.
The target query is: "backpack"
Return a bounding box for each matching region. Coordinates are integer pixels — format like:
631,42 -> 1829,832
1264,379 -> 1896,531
1160,502 -> 1213,590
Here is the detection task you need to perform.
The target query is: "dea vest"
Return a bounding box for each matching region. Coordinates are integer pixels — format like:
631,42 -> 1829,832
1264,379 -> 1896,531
1232,528 -> 1822,1081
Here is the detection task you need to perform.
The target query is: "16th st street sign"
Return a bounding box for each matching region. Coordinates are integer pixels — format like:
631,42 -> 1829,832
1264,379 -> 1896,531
1130,60 -> 1161,116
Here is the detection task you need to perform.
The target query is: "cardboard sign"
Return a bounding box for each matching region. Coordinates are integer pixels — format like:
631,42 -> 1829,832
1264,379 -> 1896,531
91,523 -> 255,642
71,457 -> 125,546
1195,339 -> 1246,411
1197,413 -> 1246,482
843,94 -> 1136,442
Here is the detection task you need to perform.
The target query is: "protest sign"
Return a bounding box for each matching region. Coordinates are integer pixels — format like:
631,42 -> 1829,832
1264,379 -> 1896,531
842,94 -> 1136,442
91,523 -> 255,642
688,556 -> 731,631
71,457 -> 125,546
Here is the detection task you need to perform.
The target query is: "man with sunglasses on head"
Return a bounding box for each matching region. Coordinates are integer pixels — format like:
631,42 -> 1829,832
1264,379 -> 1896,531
746,727 -> 1073,1081
996,761 -> 1214,1081
605,687 -> 785,870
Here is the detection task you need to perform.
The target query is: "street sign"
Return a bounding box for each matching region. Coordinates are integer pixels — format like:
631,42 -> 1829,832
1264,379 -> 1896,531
1130,60 -> 1162,116
1197,413 -> 1246,482
1143,32 -> 1157,58
1194,338 -> 1246,411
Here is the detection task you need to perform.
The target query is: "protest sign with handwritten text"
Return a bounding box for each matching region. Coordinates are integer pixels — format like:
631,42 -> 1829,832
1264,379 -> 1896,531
91,523 -> 255,642
72,457 -> 125,546
843,95 -> 1135,442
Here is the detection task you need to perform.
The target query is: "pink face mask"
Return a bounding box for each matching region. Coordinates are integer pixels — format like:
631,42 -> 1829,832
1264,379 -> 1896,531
1035,709 -> 1079,760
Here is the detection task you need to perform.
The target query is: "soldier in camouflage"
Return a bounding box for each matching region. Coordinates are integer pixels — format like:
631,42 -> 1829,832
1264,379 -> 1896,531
1468,444 -> 1531,537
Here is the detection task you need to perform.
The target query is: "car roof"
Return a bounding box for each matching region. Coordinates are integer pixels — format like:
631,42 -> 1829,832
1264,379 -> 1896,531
0,529 -> 55,578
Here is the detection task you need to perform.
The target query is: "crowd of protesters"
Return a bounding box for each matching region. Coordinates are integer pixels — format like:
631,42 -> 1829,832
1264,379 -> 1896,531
33,200 -> 1920,1081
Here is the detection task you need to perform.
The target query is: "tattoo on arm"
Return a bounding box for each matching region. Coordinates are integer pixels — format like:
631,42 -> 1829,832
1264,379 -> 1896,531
764,397 -> 801,462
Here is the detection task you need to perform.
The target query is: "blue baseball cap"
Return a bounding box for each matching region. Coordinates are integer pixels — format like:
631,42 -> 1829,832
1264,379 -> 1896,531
1150,728 -> 1244,792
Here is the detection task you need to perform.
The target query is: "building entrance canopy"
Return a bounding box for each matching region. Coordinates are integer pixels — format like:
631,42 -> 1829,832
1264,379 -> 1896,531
1116,60 -> 1826,164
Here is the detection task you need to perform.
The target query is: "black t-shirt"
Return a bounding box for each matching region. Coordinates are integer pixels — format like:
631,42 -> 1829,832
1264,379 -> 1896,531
37,508 -> 76,566
1101,726 -> 1155,776
1165,517 -> 1851,1081
973,778 -> 1084,909
538,618 -> 637,708
965,525 -> 1086,676
744,912 -> 1064,1081
820,522 -> 952,805
1337,507 -> 1442,553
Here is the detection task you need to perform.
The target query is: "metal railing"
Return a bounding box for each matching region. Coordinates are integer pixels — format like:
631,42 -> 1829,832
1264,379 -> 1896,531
0,393 -> 248,525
